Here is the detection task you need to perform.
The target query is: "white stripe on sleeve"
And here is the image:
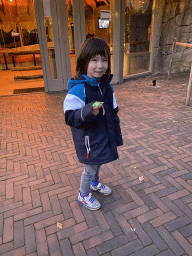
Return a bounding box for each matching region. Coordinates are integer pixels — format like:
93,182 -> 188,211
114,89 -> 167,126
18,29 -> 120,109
64,94 -> 85,113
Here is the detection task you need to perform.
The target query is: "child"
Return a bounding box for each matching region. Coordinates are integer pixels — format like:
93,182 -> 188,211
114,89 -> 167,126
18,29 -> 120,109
64,37 -> 123,210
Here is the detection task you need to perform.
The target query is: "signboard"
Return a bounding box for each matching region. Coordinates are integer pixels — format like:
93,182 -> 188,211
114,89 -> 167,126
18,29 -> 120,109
100,10 -> 111,21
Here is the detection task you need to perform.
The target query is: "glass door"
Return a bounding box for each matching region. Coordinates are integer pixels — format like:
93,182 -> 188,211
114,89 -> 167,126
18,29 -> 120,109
34,0 -> 71,92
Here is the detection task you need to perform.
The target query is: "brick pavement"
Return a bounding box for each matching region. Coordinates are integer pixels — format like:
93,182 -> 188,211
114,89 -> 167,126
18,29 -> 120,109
0,72 -> 192,255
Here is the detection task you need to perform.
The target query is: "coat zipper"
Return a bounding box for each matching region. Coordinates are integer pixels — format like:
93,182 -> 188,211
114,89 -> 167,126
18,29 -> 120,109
98,83 -> 103,97
98,84 -> 105,115
85,136 -> 90,160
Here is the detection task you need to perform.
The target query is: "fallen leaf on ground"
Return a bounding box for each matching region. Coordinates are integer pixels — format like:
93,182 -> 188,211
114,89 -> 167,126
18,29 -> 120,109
139,176 -> 144,182
57,222 -> 63,229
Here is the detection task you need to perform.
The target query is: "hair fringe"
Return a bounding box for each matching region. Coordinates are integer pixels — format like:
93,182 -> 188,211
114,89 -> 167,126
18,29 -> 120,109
75,37 -> 111,79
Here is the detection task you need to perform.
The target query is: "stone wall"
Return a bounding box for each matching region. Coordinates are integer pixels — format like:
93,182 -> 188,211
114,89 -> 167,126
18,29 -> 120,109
159,0 -> 192,73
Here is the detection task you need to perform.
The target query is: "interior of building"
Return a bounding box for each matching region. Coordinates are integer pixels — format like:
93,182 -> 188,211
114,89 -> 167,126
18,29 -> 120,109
0,0 -> 153,96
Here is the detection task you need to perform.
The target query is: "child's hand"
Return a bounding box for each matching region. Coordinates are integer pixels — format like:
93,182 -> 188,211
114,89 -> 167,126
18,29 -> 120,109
92,102 -> 103,116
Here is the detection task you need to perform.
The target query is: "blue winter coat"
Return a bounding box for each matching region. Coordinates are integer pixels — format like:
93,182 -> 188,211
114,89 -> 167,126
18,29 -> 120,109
64,74 -> 123,165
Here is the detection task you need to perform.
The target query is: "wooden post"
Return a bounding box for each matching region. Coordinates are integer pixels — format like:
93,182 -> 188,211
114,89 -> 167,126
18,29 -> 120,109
186,63 -> 192,106
173,41 -> 192,105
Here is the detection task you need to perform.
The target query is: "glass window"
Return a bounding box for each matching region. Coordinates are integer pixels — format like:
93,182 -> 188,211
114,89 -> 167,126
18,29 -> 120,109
0,0 -> 39,49
0,0 -> 42,74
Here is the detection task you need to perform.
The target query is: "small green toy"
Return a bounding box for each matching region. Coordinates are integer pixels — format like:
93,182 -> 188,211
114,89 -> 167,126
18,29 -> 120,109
92,102 -> 102,107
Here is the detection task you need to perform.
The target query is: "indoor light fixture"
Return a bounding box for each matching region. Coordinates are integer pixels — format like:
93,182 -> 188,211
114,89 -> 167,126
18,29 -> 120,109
126,0 -> 149,14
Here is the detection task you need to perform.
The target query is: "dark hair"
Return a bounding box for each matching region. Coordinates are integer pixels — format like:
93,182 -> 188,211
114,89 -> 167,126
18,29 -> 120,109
75,37 -> 111,79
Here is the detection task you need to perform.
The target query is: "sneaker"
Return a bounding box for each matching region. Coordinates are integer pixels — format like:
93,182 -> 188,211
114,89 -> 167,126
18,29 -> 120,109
78,192 -> 101,210
90,182 -> 112,195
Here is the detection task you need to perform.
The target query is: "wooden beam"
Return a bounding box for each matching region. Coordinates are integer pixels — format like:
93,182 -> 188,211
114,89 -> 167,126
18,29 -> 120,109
102,0 -> 110,4
84,1 -> 93,11
85,0 -> 96,8
175,42 -> 192,49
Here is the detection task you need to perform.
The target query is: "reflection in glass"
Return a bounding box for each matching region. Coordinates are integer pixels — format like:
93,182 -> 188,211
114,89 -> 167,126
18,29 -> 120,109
66,0 -> 76,77
0,0 -> 39,49
0,0 -> 42,71
124,1 -> 152,76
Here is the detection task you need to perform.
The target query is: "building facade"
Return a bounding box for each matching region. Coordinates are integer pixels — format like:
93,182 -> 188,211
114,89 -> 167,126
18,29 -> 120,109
0,0 -> 191,93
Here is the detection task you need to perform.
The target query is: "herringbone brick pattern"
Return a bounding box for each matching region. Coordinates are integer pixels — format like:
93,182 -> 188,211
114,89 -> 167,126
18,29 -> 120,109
0,72 -> 192,255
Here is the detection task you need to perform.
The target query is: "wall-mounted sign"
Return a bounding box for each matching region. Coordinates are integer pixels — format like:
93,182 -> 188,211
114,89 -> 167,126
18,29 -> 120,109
100,10 -> 111,21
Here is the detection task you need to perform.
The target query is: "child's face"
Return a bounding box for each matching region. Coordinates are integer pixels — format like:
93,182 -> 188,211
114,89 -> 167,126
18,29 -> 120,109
87,54 -> 108,79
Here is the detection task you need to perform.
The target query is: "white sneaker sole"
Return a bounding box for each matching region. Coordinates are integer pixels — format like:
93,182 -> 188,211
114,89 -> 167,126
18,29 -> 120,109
90,186 -> 112,196
78,199 -> 101,210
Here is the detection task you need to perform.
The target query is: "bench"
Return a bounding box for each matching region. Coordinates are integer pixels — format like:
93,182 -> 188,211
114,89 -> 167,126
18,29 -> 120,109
8,50 -> 41,68
7,50 -> 43,79
11,66 -> 42,71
